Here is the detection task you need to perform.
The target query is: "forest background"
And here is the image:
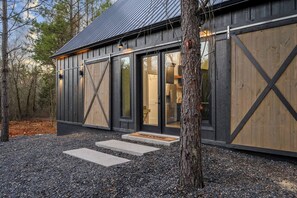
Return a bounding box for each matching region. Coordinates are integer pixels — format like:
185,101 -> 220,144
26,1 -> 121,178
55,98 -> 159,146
0,0 -> 113,136
0,0 -> 113,121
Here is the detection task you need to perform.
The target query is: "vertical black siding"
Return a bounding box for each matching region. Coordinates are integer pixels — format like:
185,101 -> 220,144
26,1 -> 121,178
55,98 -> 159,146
65,58 -> 69,121
56,0 -> 297,138
111,57 -> 120,129
57,60 -> 61,120
69,57 -> 73,122
61,59 -> 65,121
78,53 -> 84,123
73,55 -> 78,123
215,39 -> 231,141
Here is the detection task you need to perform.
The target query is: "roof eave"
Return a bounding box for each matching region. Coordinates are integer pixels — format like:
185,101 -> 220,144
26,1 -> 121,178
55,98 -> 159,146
52,0 -> 250,59
51,17 -> 181,59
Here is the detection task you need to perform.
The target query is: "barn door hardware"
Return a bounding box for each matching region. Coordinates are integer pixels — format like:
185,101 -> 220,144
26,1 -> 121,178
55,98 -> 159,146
83,60 -> 110,127
227,26 -> 231,40
230,34 -> 297,143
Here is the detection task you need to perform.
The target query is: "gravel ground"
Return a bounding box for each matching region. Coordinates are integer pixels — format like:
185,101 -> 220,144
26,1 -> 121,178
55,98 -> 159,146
0,131 -> 296,197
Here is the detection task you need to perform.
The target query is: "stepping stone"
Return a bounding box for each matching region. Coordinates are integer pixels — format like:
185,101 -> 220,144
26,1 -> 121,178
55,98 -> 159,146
95,140 -> 160,156
122,132 -> 180,146
63,148 -> 130,167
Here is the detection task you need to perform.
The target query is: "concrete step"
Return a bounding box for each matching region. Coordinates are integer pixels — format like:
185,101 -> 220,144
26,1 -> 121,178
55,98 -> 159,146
122,132 -> 179,146
63,148 -> 130,167
95,140 -> 160,156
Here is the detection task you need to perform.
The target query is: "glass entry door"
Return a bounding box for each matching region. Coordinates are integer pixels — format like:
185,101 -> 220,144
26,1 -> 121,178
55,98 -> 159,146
163,51 -> 182,133
140,46 -> 210,134
141,55 -> 161,132
140,52 -> 182,134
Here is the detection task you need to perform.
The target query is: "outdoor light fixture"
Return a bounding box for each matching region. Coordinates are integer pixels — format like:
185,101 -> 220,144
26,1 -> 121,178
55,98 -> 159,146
118,39 -> 124,49
59,70 -> 63,79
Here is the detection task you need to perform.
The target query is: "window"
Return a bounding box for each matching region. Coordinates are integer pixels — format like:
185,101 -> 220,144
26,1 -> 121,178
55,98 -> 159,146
142,55 -> 159,126
164,51 -> 182,128
201,41 -> 211,121
121,57 -> 131,118
163,44 -> 211,128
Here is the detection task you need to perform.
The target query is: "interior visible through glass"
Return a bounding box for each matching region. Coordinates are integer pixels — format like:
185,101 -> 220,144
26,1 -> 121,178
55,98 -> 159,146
165,52 -> 182,128
121,57 -> 131,118
142,55 -> 159,126
165,41 -> 210,128
201,41 -> 210,121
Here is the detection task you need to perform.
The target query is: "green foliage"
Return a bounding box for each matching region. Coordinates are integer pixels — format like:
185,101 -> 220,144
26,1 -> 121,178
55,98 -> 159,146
31,0 -> 113,119
31,1 -> 73,66
96,0 -> 112,17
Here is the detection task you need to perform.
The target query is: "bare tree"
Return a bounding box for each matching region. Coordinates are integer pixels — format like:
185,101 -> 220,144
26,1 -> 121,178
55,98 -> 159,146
0,0 -> 45,141
180,0 -> 210,189
1,0 -> 9,142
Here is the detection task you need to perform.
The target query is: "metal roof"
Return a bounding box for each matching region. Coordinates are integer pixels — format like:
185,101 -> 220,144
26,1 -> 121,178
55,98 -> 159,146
54,0 -> 234,57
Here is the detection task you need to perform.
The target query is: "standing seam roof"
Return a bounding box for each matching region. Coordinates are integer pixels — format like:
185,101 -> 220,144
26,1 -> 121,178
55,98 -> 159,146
54,0 -> 231,57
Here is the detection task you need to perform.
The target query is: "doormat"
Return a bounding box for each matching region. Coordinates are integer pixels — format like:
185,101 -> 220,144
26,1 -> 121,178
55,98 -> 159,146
130,132 -> 178,142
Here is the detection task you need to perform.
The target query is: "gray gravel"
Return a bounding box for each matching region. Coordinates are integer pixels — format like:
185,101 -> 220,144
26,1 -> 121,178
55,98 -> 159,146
0,131 -> 296,197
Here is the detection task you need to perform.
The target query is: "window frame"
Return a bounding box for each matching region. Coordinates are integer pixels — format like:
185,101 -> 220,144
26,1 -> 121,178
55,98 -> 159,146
200,37 -> 215,130
201,40 -> 211,123
120,56 -> 132,119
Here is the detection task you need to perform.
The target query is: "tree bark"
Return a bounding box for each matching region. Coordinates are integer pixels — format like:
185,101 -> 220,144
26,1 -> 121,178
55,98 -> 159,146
77,0 -> 80,32
85,0 -> 89,26
1,0 -> 10,142
179,0 -> 203,189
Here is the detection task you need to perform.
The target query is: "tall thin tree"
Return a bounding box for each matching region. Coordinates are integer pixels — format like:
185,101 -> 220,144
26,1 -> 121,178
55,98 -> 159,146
1,0 -> 9,142
1,0 -> 46,139
180,0 -> 209,189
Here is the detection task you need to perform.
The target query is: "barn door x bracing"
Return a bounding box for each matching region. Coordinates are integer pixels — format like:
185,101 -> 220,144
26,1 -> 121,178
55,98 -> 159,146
230,23 -> 297,153
83,60 -> 111,130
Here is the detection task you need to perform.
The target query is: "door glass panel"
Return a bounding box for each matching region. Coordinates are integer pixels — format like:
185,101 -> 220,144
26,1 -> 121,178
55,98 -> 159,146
201,41 -> 210,121
121,57 -> 131,118
165,52 -> 182,128
142,56 -> 159,126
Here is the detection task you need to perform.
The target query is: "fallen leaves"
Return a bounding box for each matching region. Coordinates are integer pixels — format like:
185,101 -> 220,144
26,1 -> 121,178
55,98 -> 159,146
5,119 -> 56,137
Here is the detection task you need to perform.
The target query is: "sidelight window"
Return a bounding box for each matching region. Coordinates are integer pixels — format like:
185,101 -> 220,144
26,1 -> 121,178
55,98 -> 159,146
121,57 -> 131,118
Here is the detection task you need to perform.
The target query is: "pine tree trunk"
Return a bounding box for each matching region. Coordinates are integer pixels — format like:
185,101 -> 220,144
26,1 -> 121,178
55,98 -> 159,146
70,0 -> 75,37
179,0 -> 203,189
86,0 -> 89,26
1,0 -> 10,142
77,0 -> 80,33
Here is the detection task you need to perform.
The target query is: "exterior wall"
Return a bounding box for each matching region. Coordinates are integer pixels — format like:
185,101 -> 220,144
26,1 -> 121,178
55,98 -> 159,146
57,26 -> 183,133
57,0 -> 297,154
213,0 -> 297,143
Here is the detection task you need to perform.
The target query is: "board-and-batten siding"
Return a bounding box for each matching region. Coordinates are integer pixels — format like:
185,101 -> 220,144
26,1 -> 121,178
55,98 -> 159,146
57,0 -> 297,142
56,27 -> 182,131
214,0 -> 297,32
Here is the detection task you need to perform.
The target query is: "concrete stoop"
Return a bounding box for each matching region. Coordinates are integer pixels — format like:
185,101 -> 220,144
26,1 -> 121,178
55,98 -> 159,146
63,132 -> 178,167
63,148 -> 130,167
95,140 -> 160,156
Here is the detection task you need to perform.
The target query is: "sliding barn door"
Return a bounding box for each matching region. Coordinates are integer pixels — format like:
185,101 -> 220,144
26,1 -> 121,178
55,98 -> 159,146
84,60 -> 111,130
230,23 -> 297,153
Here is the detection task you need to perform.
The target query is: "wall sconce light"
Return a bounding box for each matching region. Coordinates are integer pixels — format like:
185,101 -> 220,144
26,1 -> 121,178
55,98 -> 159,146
79,66 -> 84,76
118,39 -> 124,49
59,70 -> 63,79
